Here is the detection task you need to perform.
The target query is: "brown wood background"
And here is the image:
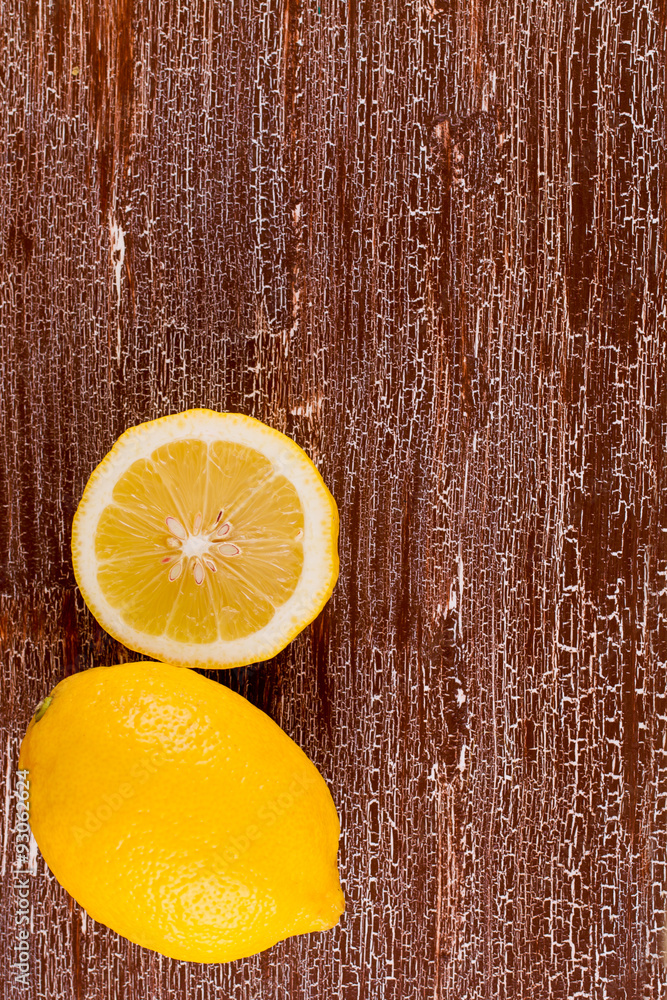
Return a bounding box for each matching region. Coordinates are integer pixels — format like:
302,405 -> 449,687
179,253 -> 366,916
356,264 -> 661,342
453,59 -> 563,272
2,0 -> 667,996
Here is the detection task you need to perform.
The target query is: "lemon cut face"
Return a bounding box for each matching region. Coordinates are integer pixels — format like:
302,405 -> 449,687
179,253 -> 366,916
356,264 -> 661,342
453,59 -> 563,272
72,410 -> 339,668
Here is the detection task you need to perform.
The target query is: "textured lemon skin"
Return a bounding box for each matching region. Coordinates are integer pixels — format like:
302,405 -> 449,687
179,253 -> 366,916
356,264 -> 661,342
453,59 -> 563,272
19,663 -> 344,962
71,409 -> 339,669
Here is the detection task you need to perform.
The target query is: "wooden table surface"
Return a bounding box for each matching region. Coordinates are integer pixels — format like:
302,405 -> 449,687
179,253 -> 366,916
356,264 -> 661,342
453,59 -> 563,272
2,0 -> 666,997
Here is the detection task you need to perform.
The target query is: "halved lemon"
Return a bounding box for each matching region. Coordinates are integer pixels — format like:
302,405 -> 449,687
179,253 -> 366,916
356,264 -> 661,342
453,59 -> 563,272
72,410 -> 339,669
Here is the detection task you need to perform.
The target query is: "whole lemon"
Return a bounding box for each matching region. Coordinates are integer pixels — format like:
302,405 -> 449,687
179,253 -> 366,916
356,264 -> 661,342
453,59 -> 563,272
19,662 -> 344,962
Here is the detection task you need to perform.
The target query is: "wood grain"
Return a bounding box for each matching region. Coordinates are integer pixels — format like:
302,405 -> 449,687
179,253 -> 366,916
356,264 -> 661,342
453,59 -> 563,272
1,0 -> 666,996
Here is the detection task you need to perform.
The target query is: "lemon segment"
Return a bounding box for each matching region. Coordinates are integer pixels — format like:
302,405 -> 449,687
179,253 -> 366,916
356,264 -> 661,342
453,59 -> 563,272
19,662 -> 344,963
72,411 -> 339,668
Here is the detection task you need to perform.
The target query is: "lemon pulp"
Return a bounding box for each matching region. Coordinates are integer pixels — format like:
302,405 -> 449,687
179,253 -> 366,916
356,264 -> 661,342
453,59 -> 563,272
95,439 -> 304,643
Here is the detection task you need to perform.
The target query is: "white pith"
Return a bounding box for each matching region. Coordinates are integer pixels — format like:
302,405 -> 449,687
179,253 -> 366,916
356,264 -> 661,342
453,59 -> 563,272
180,533 -> 211,559
72,411 -> 338,668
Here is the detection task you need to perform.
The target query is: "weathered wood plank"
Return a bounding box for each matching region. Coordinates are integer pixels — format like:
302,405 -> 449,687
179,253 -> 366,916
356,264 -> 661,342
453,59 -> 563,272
1,0 -> 666,996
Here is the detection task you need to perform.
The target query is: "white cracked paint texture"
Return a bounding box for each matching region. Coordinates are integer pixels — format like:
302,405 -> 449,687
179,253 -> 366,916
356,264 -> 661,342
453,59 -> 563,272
1,0 -> 666,997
